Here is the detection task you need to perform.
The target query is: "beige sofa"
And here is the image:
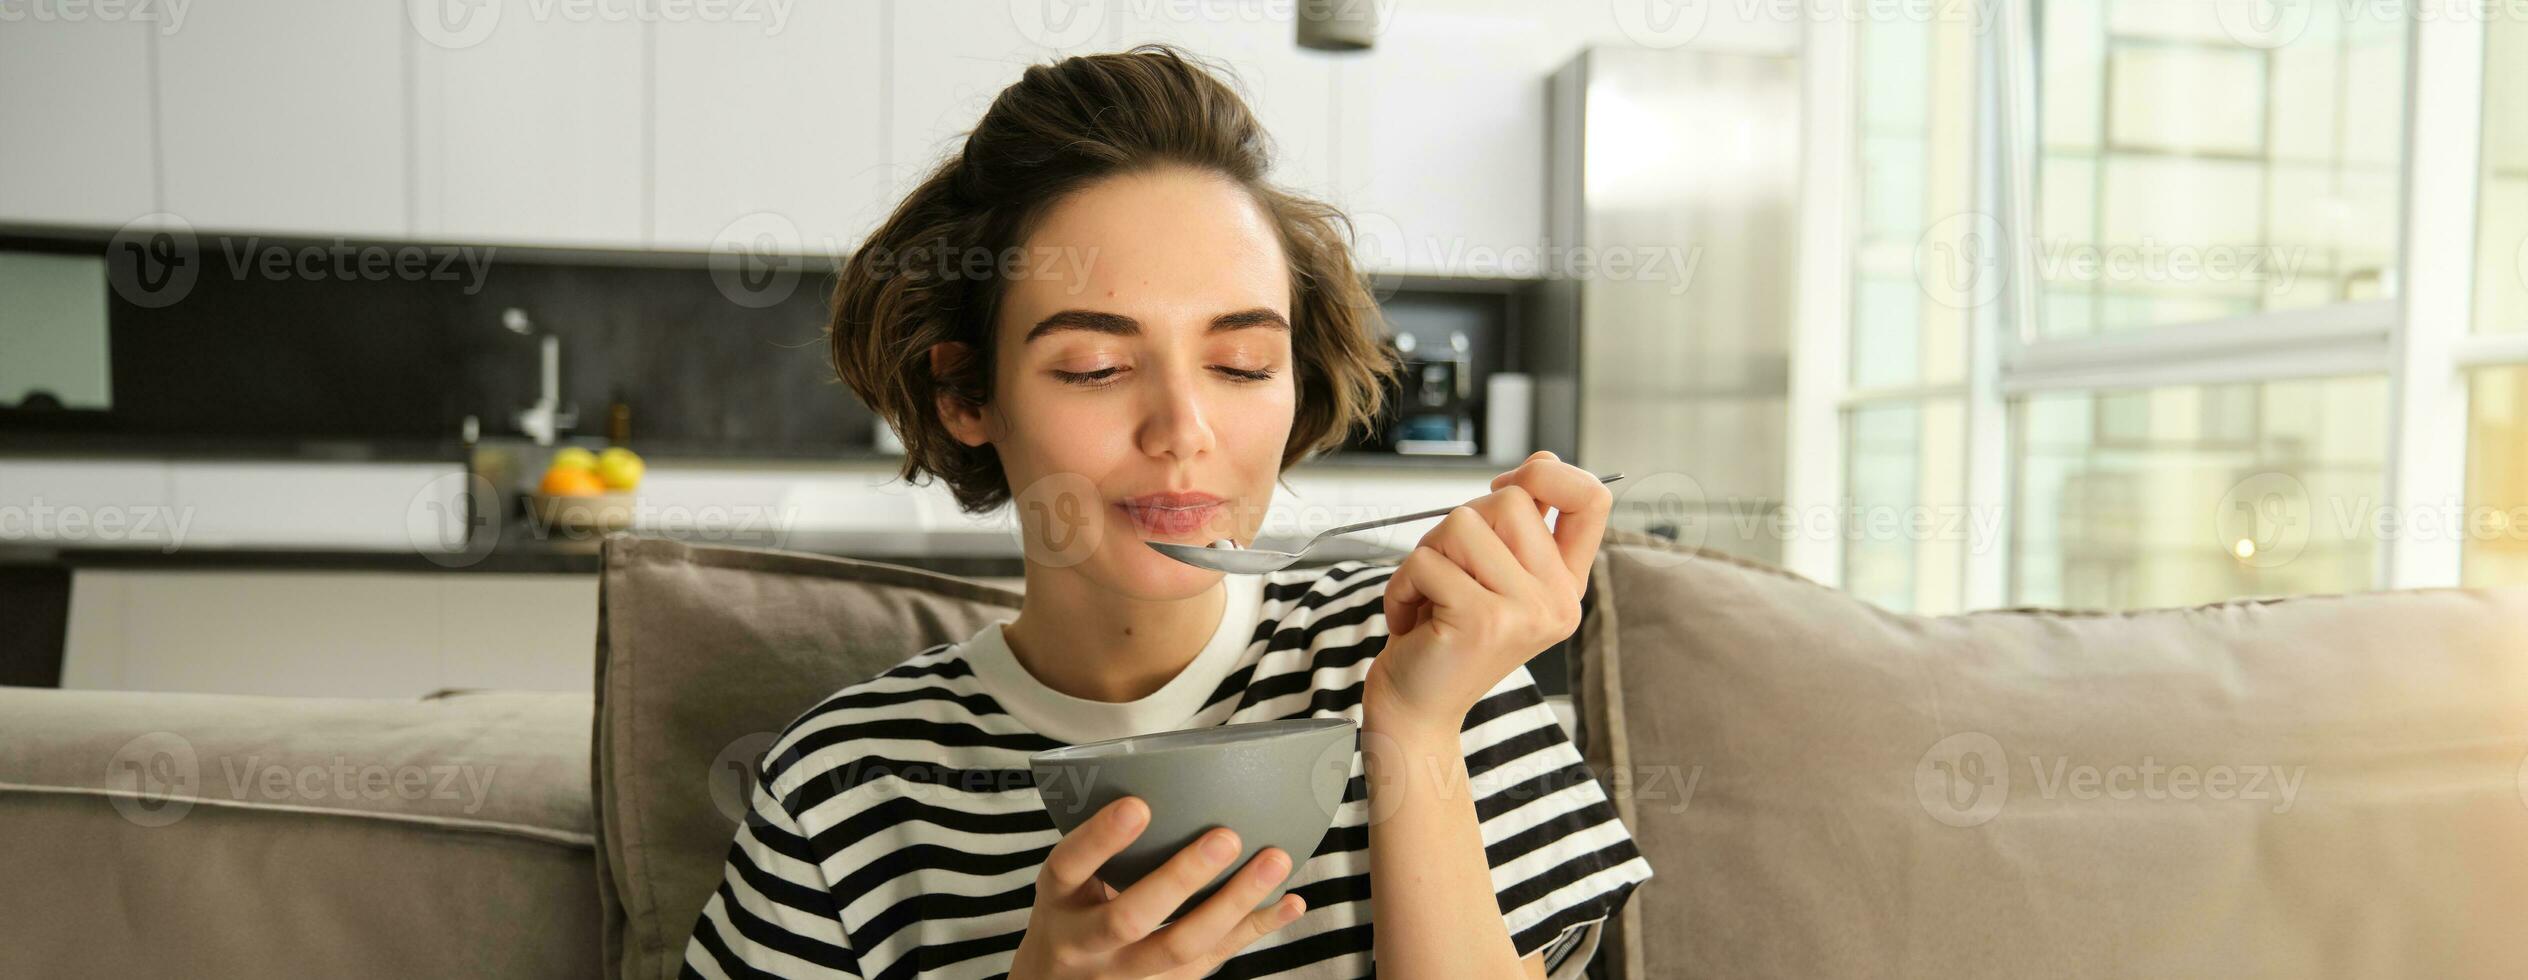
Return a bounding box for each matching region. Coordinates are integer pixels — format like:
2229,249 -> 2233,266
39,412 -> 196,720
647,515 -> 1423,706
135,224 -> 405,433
5,532 -> 2526,978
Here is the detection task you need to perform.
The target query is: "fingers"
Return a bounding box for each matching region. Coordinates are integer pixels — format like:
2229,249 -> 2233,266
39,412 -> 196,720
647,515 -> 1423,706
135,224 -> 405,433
1040,797 -> 1147,897
1092,827 -> 1246,955
1425,506 -> 1529,598
1218,892 -> 1307,958
1112,847 -> 1301,977
1384,536 -> 1488,629
1488,451 -> 1614,591
1466,485 -> 1571,597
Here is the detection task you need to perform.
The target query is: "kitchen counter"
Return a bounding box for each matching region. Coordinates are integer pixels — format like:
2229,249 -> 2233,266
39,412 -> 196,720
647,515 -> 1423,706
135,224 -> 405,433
29,519 -> 1411,578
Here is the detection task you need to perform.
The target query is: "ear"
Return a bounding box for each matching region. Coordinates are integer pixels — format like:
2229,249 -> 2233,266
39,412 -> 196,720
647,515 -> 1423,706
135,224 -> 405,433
929,342 -> 991,449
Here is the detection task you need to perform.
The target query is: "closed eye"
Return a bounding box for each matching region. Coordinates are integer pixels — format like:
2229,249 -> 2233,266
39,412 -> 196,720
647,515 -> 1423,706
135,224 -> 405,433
1051,365 -> 1277,387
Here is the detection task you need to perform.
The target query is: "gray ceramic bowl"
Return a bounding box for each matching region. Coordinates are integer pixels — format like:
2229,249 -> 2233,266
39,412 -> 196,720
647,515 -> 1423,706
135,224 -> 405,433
1030,717 -> 1356,920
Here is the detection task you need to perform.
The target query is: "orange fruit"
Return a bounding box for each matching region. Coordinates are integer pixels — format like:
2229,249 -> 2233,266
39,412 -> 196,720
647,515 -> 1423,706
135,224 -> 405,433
539,466 -> 606,497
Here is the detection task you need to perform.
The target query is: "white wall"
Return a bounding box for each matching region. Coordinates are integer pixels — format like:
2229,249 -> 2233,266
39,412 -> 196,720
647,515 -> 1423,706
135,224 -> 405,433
0,0 -> 1800,275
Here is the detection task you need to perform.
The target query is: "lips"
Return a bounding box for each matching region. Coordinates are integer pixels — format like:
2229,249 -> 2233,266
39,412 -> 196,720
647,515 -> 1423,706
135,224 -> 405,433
1117,491 -> 1225,537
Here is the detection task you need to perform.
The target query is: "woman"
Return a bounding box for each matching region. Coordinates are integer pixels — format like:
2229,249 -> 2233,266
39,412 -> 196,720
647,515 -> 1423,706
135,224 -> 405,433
686,45 -> 1652,980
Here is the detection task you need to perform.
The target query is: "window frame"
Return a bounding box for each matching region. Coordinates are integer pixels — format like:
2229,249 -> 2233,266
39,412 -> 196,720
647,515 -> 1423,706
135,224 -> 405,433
1796,0 -> 2528,608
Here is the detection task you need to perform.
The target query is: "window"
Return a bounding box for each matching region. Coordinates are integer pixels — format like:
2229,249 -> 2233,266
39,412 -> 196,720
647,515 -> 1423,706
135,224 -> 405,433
2013,375 -> 2386,609
2462,14 -> 2528,586
1821,0 -> 2524,611
1841,7 -> 1976,613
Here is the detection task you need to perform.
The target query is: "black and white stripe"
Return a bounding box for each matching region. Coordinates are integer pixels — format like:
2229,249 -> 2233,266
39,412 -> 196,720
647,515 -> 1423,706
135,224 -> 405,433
685,560 -> 1653,979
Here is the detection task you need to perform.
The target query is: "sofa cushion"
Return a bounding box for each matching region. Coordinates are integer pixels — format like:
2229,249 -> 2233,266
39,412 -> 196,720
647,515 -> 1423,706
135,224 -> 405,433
0,687 -> 596,978
1576,530 -> 2528,979
594,534 -> 1021,980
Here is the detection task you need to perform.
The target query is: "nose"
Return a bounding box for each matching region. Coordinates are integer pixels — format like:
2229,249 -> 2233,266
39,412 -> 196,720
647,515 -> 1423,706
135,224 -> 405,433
1134,361 -> 1216,463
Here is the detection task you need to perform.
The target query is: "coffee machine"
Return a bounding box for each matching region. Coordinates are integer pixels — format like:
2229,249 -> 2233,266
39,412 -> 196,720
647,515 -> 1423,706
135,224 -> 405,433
1391,331 -> 1477,456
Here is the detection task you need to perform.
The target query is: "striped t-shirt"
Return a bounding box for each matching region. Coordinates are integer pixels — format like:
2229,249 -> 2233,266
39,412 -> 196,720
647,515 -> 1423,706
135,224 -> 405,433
684,559 -> 1654,979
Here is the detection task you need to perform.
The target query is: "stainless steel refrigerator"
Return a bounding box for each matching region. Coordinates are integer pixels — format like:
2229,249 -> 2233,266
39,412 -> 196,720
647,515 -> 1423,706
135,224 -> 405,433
1535,46 -> 1802,564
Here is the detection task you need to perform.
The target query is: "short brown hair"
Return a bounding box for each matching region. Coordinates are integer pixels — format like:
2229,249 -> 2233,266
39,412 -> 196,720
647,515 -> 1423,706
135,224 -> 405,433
827,44 -> 1399,513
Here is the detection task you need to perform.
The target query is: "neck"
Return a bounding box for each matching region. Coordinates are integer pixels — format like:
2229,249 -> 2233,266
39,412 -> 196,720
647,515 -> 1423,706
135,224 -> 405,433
1001,566 -> 1226,704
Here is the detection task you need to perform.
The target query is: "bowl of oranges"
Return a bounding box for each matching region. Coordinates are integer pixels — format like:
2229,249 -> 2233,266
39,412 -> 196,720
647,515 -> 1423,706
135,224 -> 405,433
528,445 -> 644,533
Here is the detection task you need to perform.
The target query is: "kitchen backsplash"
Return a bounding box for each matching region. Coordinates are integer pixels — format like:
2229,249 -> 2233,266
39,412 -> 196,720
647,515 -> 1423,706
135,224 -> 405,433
3,227 -> 1534,461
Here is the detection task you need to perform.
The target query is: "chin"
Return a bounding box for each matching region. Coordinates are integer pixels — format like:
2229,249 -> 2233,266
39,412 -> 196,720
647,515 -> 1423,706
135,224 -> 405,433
1084,510 -> 1235,601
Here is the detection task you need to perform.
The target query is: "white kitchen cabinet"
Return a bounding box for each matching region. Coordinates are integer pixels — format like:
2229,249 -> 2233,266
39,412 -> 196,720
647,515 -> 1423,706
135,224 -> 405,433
165,460 -> 468,551
412,6 -> 646,247
0,15 -> 155,226
1347,7 -> 1551,275
0,460 -> 177,548
1112,0 -> 1341,201
155,0 -> 407,238
0,459 -> 467,551
651,6 -> 889,253
886,0 -> 1097,197
62,569 -> 600,697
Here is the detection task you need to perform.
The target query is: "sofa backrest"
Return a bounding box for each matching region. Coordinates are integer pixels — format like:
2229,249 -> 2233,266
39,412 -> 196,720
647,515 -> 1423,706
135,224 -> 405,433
1575,530 -> 2528,978
591,534 -> 1022,980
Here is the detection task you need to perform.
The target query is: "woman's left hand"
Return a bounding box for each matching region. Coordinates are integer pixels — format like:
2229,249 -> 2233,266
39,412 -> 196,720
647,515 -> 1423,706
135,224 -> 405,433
1365,451 -> 1614,739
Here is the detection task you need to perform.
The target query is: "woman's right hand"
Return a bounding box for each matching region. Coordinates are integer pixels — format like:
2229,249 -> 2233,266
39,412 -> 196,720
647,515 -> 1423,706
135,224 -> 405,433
1011,796 -> 1307,979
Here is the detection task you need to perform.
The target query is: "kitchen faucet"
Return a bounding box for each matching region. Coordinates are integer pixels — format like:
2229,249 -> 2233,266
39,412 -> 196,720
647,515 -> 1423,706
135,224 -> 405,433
503,307 -> 576,447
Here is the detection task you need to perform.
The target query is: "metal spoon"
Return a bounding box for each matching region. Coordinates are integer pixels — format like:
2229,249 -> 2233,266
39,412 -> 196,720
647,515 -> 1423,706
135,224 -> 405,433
1147,472 -> 1625,574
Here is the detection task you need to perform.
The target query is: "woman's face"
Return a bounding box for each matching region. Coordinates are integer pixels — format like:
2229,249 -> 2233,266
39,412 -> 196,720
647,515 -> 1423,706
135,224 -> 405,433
945,165 -> 1297,600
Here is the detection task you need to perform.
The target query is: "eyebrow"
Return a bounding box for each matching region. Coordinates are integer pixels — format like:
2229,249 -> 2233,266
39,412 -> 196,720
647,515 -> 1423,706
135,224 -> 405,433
1023,307 -> 1290,343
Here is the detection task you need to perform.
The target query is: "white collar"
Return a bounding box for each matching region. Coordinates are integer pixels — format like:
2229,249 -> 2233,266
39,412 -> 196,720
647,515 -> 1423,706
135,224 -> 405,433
963,572 -> 1266,745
